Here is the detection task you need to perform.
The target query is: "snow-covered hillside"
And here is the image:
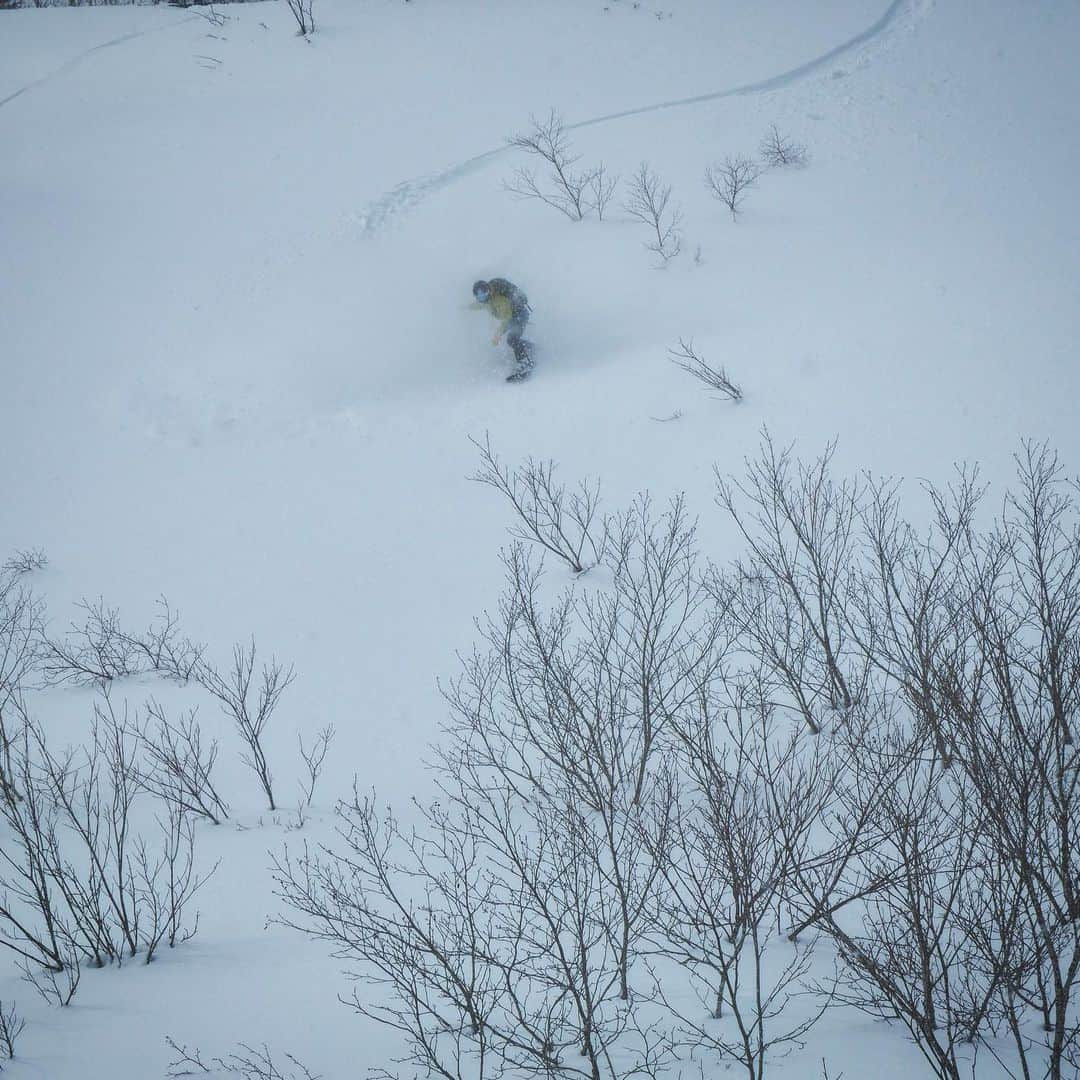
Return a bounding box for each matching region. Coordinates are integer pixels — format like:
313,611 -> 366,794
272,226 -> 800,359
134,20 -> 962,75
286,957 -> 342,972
2,0 -> 1079,1076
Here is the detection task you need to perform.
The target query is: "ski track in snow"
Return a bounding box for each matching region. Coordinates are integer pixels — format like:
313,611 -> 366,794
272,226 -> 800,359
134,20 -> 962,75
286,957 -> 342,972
353,0 -> 930,236
0,15 -> 196,110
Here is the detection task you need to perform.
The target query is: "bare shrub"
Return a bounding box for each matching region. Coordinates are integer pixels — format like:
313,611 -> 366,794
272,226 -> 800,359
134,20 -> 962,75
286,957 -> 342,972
39,596 -> 202,687
285,0 -> 314,36
39,598 -> 141,686
471,434 -> 607,574
648,704 -> 834,1080
716,434 -> 864,733
0,568 -> 43,802
624,163 -> 682,263
805,720 -> 999,1080
165,1036 -> 213,1075
128,597 -> 205,683
165,1036 -> 320,1079
0,1001 -> 24,1061
136,701 -> 229,825
716,438 -> 1080,1078
588,162 -> 619,221
297,724 -> 334,808
268,442 -> 1080,1080
705,155 -> 761,221
136,805 -> 214,962
445,496 -> 723,813
1,550 -> 47,577
928,443 -> 1080,1079
21,951 -> 80,1007
274,788 -> 670,1080
0,693 -> 212,983
0,720 -> 69,972
506,111 -> 612,222
668,338 -> 742,402
197,641 -> 295,811
759,125 -> 808,169
274,496 -> 733,1080
215,1044 -> 320,1080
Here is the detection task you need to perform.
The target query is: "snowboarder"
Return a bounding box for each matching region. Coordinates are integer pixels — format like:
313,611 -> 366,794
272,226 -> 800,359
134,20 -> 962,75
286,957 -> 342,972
471,278 -> 534,381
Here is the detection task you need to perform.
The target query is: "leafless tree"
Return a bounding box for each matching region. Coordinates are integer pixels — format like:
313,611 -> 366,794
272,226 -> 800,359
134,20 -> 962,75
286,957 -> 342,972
715,435 -> 865,734
273,797 -> 503,1080
275,781 -> 670,1080
444,495 -> 723,817
714,439 -> 1080,1078
851,469 -> 983,768
297,724 -> 334,808
647,703 -> 833,1080
624,163 -> 682,263
506,111 -> 598,222
135,701 -> 229,825
705,156 -> 761,221
0,1001 -> 24,1061
668,338 -> 743,402
285,0 -> 314,36
197,640 -> 295,811
808,720 -> 1000,1080
759,126 -> 808,169
927,443 -> 1080,1080
267,441 -> 1080,1080
588,163 -> 620,221
471,434 -> 607,574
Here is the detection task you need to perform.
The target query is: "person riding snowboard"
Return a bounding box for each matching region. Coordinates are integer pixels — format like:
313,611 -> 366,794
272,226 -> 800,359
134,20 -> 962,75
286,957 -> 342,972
471,278 -> 534,381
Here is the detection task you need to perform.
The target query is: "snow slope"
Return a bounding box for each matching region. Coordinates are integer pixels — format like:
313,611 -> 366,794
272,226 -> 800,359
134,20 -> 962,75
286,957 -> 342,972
1,0 -> 1079,1075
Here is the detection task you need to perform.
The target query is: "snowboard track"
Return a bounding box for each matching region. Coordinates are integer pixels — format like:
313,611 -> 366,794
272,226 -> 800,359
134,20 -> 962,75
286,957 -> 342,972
355,0 -> 927,235
0,15 -> 196,110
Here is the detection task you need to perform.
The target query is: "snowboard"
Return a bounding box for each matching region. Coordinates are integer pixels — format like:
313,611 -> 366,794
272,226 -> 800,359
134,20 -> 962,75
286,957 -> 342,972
506,340 -> 536,383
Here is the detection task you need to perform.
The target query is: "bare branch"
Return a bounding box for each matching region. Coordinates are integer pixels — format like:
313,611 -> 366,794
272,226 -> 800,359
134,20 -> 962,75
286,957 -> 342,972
669,338 -> 742,402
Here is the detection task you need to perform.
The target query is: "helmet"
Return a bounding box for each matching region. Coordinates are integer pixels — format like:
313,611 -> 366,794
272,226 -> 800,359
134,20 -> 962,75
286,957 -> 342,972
472,280 -> 491,302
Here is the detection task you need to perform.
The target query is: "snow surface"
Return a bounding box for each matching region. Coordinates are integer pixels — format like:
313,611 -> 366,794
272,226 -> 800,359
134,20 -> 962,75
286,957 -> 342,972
1,0 -> 1079,1075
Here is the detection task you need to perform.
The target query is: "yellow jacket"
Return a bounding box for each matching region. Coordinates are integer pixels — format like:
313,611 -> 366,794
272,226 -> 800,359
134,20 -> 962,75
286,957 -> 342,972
470,292 -> 514,331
